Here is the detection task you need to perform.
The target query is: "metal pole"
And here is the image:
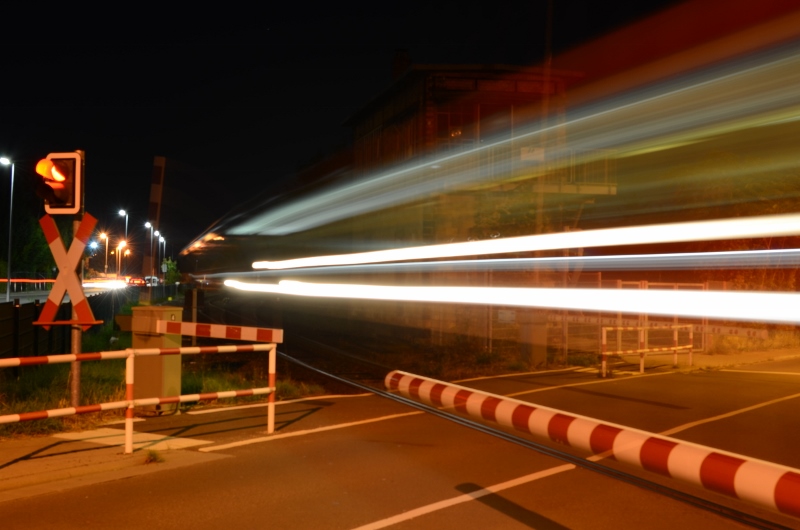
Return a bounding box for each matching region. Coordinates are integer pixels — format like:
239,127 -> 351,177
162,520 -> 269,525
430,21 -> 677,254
70,218 -> 81,407
149,228 -> 153,281
6,162 -> 14,302
104,238 -> 108,274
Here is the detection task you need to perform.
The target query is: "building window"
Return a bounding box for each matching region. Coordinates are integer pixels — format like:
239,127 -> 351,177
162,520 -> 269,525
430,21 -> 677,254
436,104 -> 475,150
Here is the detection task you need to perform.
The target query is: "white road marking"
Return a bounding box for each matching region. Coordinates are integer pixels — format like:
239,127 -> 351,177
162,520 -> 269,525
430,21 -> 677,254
455,367 -> 580,383
187,393 -> 373,415
506,371 -> 673,397
54,428 -> 212,450
659,391 -> 800,437
721,369 -> 800,376
350,464 -> 575,530
199,411 -> 422,452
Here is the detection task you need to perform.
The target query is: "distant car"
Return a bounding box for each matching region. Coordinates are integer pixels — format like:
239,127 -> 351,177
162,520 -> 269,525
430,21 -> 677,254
145,276 -> 160,286
127,277 -> 146,287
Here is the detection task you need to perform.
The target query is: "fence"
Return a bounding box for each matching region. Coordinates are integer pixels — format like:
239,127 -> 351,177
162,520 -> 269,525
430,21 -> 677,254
385,370 -> 800,520
0,299 -> 73,359
600,324 -> 693,377
0,321 -> 282,454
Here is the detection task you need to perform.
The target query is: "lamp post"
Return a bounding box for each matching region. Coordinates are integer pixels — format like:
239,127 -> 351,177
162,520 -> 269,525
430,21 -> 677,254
145,222 -> 154,281
153,230 -> 161,284
117,240 -> 126,278
158,235 -> 165,281
89,241 -> 98,279
100,232 -> 109,275
1,157 -> 14,302
119,210 -> 128,241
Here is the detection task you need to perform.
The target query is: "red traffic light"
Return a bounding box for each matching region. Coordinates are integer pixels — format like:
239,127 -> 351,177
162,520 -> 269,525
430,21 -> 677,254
35,152 -> 83,215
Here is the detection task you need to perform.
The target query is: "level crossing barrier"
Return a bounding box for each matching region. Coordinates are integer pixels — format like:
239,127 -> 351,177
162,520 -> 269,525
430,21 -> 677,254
385,370 -> 800,520
0,321 -> 283,454
601,324 -> 693,377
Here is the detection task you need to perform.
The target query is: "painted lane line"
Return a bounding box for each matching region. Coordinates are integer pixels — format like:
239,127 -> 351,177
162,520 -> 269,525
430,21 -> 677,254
187,393 -> 373,415
54,428 -> 211,451
199,411 -> 422,452
350,464 -> 575,530
721,369 -> 800,376
506,371 -> 673,397
659,391 -> 800,437
455,367 -> 580,383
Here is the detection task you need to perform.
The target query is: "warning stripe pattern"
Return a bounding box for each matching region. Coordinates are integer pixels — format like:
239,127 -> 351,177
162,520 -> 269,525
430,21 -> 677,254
385,370 -> 800,519
157,321 -> 283,343
0,388 -> 273,424
37,214 -> 98,330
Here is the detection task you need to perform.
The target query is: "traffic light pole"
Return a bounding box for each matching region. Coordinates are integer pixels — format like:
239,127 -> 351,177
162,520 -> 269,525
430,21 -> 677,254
70,217 -> 83,406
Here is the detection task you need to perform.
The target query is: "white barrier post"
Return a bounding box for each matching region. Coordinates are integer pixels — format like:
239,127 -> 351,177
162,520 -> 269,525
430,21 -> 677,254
601,328 -> 608,378
673,326 -> 679,367
638,328 -> 645,374
268,344 -> 276,434
125,350 -> 135,455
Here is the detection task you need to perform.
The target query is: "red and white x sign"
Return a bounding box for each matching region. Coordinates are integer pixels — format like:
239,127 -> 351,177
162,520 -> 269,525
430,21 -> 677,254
36,213 -> 99,330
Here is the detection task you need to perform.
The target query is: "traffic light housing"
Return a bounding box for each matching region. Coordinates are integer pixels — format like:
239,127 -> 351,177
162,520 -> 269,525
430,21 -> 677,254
35,152 -> 83,215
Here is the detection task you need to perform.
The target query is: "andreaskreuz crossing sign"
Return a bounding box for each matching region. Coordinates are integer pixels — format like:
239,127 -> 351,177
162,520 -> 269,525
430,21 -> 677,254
34,213 -> 101,331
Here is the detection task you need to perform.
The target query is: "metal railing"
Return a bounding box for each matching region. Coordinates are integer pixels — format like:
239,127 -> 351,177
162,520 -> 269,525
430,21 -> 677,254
0,342 -> 277,454
601,324 -> 693,377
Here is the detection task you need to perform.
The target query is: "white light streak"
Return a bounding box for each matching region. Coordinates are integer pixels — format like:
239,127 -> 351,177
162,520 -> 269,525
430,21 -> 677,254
226,43 -> 800,237
82,280 -> 128,290
253,213 -> 800,269
225,279 -> 800,324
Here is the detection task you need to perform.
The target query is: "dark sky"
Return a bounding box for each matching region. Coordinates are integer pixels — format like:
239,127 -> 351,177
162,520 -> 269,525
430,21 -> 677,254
0,1 -> 681,257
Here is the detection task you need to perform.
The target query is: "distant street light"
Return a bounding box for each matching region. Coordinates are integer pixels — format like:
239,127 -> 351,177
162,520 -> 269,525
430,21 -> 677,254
145,222 -> 154,280
99,232 -> 109,274
119,210 -> 128,241
1,157 -> 14,302
116,240 -> 126,278
158,235 -> 165,280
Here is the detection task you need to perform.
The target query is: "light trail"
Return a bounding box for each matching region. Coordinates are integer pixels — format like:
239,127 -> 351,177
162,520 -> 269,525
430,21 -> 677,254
202,248 -> 800,281
253,213 -> 800,269
225,279 -> 800,325
223,41 -> 800,238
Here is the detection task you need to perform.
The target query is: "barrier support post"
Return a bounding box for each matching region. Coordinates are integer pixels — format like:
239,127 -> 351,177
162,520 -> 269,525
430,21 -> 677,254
268,344 -> 276,434
639,328 -> 645,374
125,350 -> 135,455
601,328 -> 607,378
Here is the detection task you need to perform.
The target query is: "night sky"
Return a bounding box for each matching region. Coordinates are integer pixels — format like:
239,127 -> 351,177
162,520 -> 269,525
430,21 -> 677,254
0,1 -> 681,259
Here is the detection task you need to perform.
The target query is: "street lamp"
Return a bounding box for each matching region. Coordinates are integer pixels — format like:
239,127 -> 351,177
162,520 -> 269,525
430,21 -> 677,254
153,230 -> 161,283
116,240 -> 126,278
118,210 -> 128,241
99,232 -> 109,275
1,157 -> 14,302
145,222 -> 154,281
158,235 -> 165,281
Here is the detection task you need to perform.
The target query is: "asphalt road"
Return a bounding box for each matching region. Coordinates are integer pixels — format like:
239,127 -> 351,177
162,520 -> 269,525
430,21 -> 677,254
3,358 -> 800,529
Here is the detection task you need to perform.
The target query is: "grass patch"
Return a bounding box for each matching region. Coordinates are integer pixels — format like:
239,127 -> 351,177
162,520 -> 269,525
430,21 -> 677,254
0,360 -> 127,438
82,322 -> 132,353
144,450 -> 164,464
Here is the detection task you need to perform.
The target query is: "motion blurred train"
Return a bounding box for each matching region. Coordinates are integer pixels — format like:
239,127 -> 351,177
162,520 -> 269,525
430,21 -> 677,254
180,0 -> 800,372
